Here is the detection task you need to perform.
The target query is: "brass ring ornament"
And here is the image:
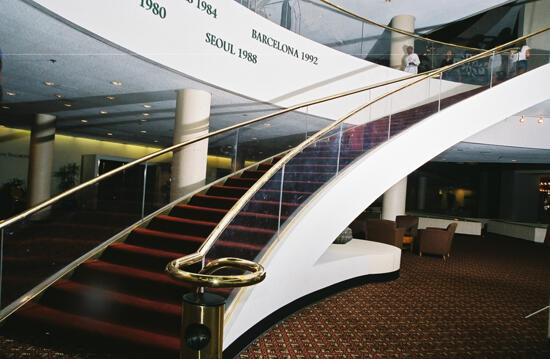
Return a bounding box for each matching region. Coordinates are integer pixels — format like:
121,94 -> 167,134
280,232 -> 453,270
166,257 -> 266,294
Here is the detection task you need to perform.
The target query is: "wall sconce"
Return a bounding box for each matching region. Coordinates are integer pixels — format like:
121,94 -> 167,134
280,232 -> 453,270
538,117 -> 544,124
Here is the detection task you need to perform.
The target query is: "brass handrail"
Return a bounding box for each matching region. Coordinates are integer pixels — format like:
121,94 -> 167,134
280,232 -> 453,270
166,257 -> 266,295
0,72 -> 430,231
0,152 -> 281,323
320,0 -> 485,52
166,26 -> 550,282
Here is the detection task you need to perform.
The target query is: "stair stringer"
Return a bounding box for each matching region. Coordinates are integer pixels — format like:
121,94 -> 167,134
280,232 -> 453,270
223,63 -> 550,348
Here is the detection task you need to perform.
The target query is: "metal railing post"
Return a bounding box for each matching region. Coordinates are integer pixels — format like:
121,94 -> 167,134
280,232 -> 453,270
181,292 -> 225,359
489,51 -> 495,87
232,128 -> 240,172
335,124 -> 343,174
141,162 -> 148,220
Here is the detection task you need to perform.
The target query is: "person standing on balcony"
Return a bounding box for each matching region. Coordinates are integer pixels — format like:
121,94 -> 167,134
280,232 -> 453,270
511,40 -> 530,75
404,46 -> 420,74
441,50 -> 462,82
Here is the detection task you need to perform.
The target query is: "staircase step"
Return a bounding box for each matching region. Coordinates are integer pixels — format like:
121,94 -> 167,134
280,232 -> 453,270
170,204 -> 288,230
224,176 -> 257,187
71,260 -> 229,303
101,243 -> 186,272
239,169 -> 267,179
41,280 -> 181,336
188,194 -> 300,217
126,228 -> 264,259
14,303 -> 179,357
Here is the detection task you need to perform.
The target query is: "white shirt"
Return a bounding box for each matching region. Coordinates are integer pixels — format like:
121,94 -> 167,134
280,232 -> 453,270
404,53 -> 420,74
518,45 -> 530,61
512,45 -> 530,62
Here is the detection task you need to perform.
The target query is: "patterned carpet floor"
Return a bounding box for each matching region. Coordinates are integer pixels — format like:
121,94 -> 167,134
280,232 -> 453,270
1,233 -> 549,359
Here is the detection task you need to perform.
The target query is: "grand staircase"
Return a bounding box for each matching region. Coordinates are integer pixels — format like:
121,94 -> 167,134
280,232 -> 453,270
1,85 -> 486,358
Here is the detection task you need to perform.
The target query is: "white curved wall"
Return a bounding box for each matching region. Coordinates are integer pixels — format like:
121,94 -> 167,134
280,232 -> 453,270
223,63 -> 550,347
31,0 -> 471,121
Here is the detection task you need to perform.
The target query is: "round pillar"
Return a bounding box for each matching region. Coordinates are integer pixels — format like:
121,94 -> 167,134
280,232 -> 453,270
170,89 -> 211,201
390,15 -> 416,70
382,177 -> 407,221
27,113 -> 56,208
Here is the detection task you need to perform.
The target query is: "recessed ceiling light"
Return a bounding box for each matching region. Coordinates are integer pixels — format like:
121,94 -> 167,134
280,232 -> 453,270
511,159 -> 517,162
106,96 -> 115,100
519,115 -> 525,123
81,119 -> 88,123
140,130 -> 147,134
43,81 -> 55,86
110,81 -> 122,86
142,113 -> 150,116
1,106 -> 9,110
263,123 -> 271,127
143,104 -> 152,109
251,137 -> 257,140
6,91 -> 16,96
139,119 -> 147,123
64,103 -> 72,108
55,94 -> 64,99
538,117 -> 544,124
153,140 -> 159,143
107,132 -> 113,136
100,110 -> 108,115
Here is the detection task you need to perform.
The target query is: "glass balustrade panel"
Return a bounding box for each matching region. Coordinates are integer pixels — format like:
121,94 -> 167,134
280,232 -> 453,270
0,166 -> 147,309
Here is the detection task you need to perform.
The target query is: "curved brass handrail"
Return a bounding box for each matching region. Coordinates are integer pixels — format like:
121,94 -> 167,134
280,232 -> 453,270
0,153 -> 280,323
320,0 -> 485,52
166,257 -> 266,295
0,72 -> 431,231
168,26 -> 550,274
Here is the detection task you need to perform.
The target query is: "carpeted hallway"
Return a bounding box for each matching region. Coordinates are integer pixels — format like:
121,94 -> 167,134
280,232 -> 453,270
1,233 -> 549,358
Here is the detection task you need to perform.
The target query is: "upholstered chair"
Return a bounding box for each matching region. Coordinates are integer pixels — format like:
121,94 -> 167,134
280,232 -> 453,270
418,222 -> 457,261
396,215 -> 419,238
365,219 -> 406,249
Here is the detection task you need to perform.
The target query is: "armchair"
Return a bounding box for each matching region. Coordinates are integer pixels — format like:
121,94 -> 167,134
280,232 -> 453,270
366,219 -> 406,249
419,223 -> 457,261
396,215 -> 419,238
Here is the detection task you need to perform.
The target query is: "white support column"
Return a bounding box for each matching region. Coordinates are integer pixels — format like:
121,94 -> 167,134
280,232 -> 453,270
390,15 -> 416,70
27,113 -> 56,208
523,0 -> 550,51
170,89 -> 211,202
382,177 -> 407,221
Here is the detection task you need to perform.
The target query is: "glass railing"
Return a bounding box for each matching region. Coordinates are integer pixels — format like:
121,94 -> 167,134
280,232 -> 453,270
202,31 -> 550,308
0,113 -> 330,310
0,67 -> 421,316
237,0 -> 490,78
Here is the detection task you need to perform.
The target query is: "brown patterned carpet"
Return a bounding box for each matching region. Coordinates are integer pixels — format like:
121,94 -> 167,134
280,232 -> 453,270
1,233 -> 549,359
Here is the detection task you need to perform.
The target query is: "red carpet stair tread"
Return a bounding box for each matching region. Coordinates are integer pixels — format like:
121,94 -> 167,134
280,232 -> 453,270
2,87 -> 487,358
